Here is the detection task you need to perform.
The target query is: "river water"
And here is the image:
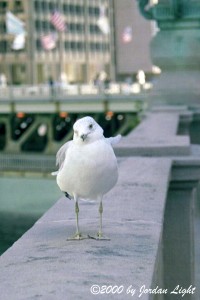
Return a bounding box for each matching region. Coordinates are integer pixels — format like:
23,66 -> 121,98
0,175 -> 62,255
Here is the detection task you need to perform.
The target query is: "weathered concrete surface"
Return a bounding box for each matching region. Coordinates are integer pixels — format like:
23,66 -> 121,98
0,158 -> 171,300
115,112 -> 190,156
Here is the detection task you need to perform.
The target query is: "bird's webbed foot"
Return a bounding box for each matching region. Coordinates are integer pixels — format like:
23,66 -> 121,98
67,232 -> 88,241
88,232 -> 110,241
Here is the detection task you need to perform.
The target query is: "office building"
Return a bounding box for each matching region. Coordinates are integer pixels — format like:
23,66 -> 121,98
0,0 -> 114,84
0,0 -> 155,85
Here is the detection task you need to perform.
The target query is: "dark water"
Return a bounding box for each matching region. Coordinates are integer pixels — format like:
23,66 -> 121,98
0,212 -> 39,254
0,176 -> 61,255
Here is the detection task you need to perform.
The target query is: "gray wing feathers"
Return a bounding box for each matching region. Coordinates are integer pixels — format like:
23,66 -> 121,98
51,141 -> 71,175
106,134 -> 122,146
56,141 -> 72,169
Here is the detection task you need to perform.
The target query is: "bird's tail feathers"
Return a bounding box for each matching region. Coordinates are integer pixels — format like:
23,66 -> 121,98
51,171 -> 58,176
106,134 -> 122,146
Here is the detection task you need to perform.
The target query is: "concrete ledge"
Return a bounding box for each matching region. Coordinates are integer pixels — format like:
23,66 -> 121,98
115,136 -> 190,157
0,158 -> 171,300
115,111 -> 191,156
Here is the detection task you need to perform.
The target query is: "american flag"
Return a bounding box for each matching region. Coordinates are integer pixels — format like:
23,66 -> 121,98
122,26 -> 132,43
41,33 -> 57,50
97,5 -> 110,35
50,11 -> 66,32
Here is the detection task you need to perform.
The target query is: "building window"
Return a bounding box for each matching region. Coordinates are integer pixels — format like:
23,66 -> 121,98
0,1 -> 7,13
89,42 -> 109,52
76,23 -> 84,33
64,41 -> 85,52
71,41 -> 76,50
64,41 -> 70,50
77,42 -> 84,51
36,39 -> 41,51
49,2 -> 56,12
35,20 -> 40,31
63,4 -> 84,15
90,43 -> 96,52
63,4 -> 69,14
0,41 -> 7,53
0,21 -> 6,33
41,1 -> 48,13
89,24 -> 101,34
69,23 -> 76,32
34,0 -> 40,13
75,5 -> 84,16
14,1 -> 24,13
69,4 -> 75,15
88,6 -> 99,16
68,23 -> 85,33
42,21 -> 49,32
103,43 -> 109,52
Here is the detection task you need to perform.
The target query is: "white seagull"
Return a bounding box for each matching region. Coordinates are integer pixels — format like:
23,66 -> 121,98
52,116 -> 121,240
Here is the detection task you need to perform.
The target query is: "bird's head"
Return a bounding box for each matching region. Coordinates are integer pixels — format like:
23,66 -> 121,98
73,116 -> 104,144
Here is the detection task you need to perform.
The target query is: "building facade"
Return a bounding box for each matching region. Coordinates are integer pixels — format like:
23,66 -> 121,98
0,0 -> 115,84
114,0 -> 154,80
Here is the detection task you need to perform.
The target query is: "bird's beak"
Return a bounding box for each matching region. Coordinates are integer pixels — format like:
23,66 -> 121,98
80,133 -> 88,141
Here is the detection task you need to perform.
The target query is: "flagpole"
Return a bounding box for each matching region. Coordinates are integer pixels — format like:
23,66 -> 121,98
109,0 -> 115,81
59,31 -> 63,86
6,10 -> 13,87
6,9 -> 27,84
84,0 -> 89,82
58,0 -> 64,87
7,14 -> 13,96
50,2 -> 66,87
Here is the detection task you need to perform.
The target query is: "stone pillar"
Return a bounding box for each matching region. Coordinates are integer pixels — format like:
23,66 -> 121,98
137,0 -> 200,106
163,183 -> 195,299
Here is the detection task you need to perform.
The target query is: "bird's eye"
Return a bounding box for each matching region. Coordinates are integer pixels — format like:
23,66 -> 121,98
89,124 -> 93,129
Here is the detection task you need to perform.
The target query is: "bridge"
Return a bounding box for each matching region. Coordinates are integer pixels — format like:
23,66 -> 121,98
0,84 -> 149,154
0,83 -> 150,113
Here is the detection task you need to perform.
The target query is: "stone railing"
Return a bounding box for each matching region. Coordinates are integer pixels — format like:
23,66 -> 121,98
0,82 -> 152,101
0,106 -> 199,299
0,153 -> 55,173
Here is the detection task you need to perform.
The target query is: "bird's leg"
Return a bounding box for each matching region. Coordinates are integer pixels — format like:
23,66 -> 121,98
75,200 -> 81,236
98,200 -> 103,238
88,199 -> 110,240
67,198 -> 87,240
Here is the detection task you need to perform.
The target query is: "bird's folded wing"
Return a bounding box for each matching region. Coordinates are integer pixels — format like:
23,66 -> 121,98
106,134 -> 122,146
55,140 -> 72,171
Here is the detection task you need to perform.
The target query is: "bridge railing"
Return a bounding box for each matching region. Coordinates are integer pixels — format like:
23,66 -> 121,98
0,82 -> 153,101
0,153 -> 55,173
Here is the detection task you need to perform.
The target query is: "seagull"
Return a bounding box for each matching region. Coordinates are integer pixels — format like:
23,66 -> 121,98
52,116 -> 121,240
